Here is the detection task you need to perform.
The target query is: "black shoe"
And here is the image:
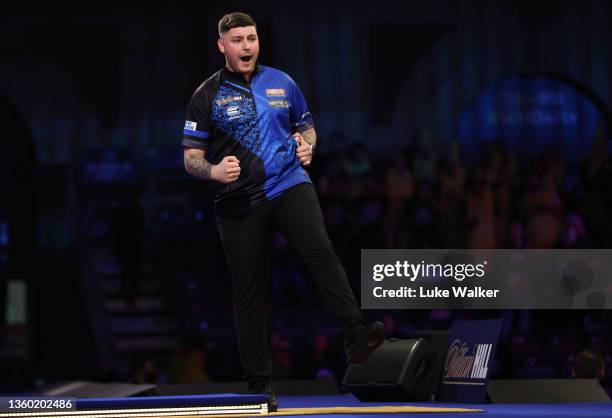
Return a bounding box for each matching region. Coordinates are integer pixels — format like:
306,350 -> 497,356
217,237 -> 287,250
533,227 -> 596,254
248,379 -> 278,412
344,320 -> 385,364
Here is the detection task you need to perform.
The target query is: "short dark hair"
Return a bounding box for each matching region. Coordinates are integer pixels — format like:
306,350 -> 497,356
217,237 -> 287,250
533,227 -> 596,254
574,349 -> 605,379
218,12 -> 257,36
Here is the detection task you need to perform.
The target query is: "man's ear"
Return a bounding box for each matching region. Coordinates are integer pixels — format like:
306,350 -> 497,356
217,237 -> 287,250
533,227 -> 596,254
217,38 -> 225,54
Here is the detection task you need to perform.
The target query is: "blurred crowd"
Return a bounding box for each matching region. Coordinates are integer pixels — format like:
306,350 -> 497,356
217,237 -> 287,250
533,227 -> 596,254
314,133 -> 612,257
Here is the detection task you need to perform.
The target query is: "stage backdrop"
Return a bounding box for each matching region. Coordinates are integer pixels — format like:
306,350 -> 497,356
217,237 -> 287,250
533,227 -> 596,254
457,74 -> 604,164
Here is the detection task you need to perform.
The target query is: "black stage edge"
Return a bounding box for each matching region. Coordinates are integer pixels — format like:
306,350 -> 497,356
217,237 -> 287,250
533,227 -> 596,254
158,379 -> 341,397
487,379 -> 610,403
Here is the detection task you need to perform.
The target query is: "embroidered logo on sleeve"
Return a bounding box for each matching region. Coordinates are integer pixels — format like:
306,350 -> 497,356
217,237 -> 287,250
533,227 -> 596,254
266,88 -> 286,97
184,121 -> 197,131
269,99 -> 289,108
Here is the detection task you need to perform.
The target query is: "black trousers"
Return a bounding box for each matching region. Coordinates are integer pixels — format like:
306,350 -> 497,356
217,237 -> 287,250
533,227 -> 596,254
216,182 -> 364,380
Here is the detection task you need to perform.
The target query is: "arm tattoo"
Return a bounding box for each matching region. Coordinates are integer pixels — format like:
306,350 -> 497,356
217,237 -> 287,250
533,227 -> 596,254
185,153 -> 213,180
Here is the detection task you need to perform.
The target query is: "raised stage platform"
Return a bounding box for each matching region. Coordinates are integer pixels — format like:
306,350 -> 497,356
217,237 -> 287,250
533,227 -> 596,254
279,394 -> 612,418
1,392 -> 610,418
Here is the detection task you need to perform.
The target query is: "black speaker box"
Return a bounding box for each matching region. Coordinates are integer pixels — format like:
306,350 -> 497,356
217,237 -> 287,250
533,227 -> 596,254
342,338 -> 441,402
487,379 -> 610,403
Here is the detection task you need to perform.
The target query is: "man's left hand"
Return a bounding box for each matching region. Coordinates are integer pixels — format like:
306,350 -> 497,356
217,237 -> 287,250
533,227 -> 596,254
293,133 -> 313,166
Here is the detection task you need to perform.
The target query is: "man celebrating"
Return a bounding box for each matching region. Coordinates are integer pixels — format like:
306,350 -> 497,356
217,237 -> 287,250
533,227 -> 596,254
182,12 -> 384,410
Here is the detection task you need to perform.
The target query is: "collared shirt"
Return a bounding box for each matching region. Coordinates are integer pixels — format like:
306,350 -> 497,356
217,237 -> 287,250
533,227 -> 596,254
182,64 -> 315,217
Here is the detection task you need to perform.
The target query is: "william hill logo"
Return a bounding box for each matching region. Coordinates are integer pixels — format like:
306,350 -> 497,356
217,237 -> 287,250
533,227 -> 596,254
443,339 -> 492,384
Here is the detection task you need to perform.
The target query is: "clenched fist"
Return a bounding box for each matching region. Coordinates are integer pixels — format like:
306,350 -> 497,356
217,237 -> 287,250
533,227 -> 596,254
212,156 -> 241,183
293,133 -> 313,166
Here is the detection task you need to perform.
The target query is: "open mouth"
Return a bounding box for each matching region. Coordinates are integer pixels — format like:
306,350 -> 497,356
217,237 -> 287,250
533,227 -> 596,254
240,55 -> 252,63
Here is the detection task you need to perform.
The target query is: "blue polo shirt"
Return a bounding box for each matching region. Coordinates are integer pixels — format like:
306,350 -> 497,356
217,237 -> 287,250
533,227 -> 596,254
182,64 -> 314,217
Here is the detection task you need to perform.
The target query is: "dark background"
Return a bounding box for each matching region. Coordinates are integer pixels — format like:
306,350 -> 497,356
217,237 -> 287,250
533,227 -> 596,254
1,0 -> 611,393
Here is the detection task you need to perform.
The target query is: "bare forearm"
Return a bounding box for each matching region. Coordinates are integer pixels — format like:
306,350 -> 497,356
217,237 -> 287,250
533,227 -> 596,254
185,153 -> 213,180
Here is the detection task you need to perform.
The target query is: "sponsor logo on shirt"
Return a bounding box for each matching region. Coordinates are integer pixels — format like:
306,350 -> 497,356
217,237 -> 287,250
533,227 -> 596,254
227,106 -> 240,119
216,96 -> 243,106
266,88 -> 286,97
184,121 -> 197,131
269,99 -> 289,108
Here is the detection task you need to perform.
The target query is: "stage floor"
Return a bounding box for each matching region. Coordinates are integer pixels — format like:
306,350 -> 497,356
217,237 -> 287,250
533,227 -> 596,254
277,394 -> 612,418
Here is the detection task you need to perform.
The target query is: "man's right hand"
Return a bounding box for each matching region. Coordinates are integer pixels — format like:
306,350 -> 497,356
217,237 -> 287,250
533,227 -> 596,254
212,156 -> 241,183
